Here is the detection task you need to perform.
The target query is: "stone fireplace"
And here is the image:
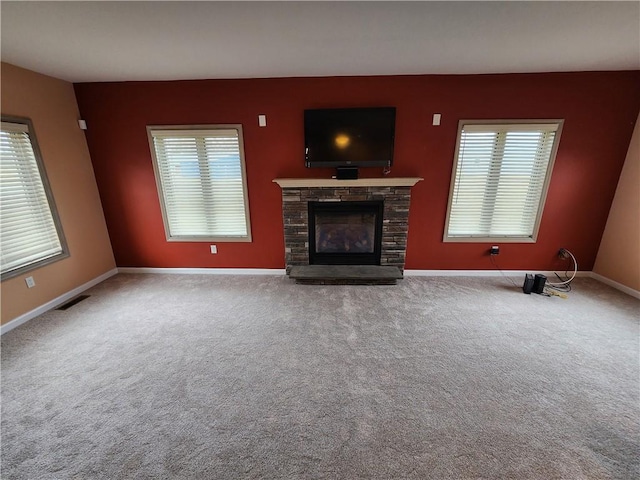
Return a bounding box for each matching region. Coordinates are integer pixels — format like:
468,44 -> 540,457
274,178 -> 423,274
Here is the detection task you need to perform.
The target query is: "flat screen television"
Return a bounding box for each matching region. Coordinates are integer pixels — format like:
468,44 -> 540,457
304,107 -> 396,168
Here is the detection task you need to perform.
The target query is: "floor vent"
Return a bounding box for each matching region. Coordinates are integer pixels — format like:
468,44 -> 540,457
57,295 -> 91,311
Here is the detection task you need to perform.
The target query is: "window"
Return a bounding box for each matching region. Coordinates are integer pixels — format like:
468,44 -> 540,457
147,125 -> 252,241
1,116 -> 68,279
444,120 -> 562,242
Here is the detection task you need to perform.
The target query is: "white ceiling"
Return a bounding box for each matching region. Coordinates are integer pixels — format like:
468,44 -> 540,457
1,1 -> 639,83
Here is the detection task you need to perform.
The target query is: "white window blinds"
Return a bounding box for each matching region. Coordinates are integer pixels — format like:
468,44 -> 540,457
148,127 -> 251,241
1,120 -> 66,277
445,122 -> 561,241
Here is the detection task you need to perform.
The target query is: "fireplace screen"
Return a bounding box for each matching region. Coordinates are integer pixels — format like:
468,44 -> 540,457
308,201 -> 383,265
315,213 -> 375,254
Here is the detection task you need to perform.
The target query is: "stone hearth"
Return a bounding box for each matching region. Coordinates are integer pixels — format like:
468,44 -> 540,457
274,178 -> 422,273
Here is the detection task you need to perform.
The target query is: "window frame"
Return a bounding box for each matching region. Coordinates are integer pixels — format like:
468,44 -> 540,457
443,119 -> 563,243
1,115 -> 69,280
146,124 -> 252,242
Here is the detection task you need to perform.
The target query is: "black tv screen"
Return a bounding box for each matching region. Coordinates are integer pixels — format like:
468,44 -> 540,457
304,107 -> 396,168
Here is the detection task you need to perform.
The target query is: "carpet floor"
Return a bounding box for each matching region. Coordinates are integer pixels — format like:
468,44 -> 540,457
1,274 -> 638,479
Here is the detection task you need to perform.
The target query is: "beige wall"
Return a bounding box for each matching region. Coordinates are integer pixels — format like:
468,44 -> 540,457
1,63 -> 115,324
593,113 -> 640,291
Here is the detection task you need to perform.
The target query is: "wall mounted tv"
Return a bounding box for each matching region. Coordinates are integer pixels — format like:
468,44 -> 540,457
304,107 -> 396,169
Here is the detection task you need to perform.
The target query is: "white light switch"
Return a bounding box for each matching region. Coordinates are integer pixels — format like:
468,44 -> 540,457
78,119 -> 87,130
432,113 -> 441,126
210,245 -> 217,254
258,114 -> 267,127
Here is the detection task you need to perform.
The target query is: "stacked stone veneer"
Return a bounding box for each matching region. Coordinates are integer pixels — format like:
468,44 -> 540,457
281,186 -> 412,273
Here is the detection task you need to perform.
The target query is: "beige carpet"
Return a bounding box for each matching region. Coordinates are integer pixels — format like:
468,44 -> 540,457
1,274 -> 638,479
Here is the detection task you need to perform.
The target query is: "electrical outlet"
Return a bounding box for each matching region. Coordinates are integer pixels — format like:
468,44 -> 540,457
490,245 -> 500,255
25,276 -> 36,288
558,248 -> 569,259
210,245 -> 217,254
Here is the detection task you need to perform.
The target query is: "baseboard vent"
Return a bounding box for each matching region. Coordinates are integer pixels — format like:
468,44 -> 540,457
57,295 -> 90,311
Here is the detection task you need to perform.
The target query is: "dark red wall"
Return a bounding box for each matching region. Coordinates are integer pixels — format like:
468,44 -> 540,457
74,72 -> 640,270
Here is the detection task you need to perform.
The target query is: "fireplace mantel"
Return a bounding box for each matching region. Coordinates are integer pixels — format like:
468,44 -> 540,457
273,177 -> 423,188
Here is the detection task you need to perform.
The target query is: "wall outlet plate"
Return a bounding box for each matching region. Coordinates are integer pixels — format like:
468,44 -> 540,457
210,245 -> 217,254
490,245 -> 500,255
25,276 -> 36,288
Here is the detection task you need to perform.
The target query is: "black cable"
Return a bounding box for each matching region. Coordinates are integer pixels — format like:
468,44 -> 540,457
549,273 -> 571,291
490,255 -> 520,288
545,249 -> 577,294
547,248 -> 577,286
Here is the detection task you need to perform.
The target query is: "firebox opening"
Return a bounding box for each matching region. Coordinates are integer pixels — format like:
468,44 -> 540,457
308,201 -> 383,265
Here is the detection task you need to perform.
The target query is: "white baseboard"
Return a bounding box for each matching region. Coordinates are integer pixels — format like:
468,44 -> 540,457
118,267 -> 287,275
404,269 -> 591,278
1,268 -> 118,335
588,272 -> 640,299
119,267 -> 595,279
